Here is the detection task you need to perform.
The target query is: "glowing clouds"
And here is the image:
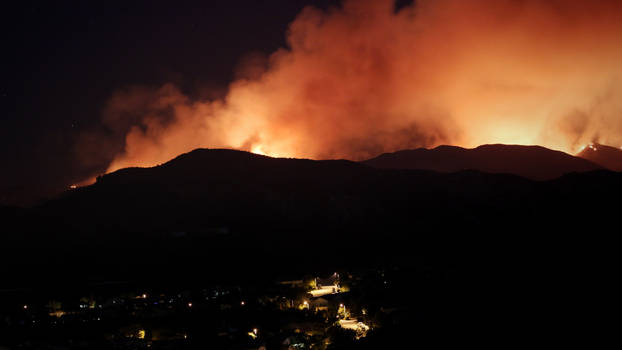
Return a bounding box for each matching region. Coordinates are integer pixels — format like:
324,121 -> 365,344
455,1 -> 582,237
95,0 -> 622,173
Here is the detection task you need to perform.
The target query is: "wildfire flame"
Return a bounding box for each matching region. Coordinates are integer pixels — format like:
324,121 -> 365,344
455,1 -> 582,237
250,145 -> 267,156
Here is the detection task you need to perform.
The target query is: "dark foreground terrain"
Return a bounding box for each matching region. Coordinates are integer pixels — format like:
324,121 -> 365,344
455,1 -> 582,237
1,149 -> 620,348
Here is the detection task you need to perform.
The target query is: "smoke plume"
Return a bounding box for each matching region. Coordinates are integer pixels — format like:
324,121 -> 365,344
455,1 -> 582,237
88,0 -> 622,173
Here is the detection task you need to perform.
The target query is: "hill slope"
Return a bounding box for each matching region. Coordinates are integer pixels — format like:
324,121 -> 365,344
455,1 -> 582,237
363,144 -> 602,180
0,149 -> 618,282
576,143 -> 622,171
31,147 -> 619,238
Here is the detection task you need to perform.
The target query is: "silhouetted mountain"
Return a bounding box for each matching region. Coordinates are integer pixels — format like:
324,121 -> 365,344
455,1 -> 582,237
363,144 -> 602,180
9,148 -> 617,267
39,148 -> 540,238
576,142 -> 622,172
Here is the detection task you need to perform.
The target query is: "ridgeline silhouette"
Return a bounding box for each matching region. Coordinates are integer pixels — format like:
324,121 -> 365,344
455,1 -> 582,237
0,146 -> 617,283
576,142 -> 622,172
363,144 -> 603,180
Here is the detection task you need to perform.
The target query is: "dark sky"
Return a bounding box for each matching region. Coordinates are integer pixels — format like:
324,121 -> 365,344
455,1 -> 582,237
1,0 -> 354,205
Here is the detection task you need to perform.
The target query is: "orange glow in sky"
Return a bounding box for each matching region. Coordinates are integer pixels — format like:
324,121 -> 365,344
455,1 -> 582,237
94,0 -> 622,173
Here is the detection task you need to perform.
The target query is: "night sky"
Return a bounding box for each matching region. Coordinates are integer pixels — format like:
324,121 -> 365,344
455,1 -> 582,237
0,0 -> 348,204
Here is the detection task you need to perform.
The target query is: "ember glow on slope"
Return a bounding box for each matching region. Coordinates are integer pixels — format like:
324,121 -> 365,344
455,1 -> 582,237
100,0 -> 622,172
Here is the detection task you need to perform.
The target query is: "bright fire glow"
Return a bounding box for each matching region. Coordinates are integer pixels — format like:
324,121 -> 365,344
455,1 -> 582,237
79,0 -> 622,174
250,145 -> 267,156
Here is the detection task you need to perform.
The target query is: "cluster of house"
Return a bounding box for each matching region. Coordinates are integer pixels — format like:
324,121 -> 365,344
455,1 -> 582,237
2,271 -> 379,349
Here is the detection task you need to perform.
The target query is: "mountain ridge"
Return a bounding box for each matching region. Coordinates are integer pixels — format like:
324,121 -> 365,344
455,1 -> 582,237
363,143 -> 602,180
576,142 -> 622,172
2,145 -> 621,289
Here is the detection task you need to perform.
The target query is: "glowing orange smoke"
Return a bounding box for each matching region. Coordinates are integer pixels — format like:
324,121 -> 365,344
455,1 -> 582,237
96,0 -> 622,173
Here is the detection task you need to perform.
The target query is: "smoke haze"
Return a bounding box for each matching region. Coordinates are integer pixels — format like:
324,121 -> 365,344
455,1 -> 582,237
84,0 -> 622,173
